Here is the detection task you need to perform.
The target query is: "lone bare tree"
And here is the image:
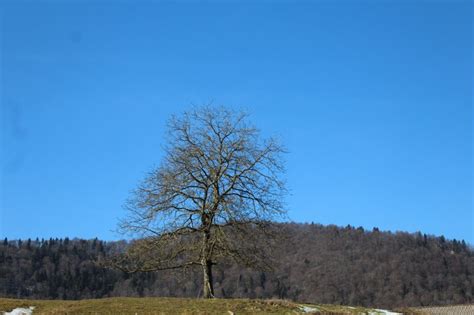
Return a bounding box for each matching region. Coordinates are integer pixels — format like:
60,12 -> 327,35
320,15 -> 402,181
112,106 -> 287,298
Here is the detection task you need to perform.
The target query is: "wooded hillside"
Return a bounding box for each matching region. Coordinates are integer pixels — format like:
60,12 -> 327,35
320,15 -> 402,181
1,223 -> 472,309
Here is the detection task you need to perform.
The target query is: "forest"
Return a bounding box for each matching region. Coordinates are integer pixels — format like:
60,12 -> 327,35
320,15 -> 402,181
0,222 -> 472,309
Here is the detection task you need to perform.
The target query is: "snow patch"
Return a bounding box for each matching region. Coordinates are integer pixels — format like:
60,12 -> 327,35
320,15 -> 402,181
299,305 -> 319,313
3,306 -> 35,315
368,309 -> 402,315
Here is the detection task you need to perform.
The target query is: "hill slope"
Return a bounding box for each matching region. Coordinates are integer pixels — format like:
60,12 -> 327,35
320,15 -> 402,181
0,223 -> 472,308
0,297 -> 403,315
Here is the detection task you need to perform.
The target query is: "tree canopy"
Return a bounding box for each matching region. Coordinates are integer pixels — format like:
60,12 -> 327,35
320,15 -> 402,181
112,106 -> 287,297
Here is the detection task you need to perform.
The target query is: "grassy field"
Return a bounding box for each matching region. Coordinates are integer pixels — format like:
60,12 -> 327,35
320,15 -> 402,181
0,297 -> 397,314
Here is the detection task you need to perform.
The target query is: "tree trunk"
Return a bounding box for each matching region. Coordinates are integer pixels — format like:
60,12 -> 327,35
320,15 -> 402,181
201,226 -> 215,298
200,225 -> 215,298
202,258 -> 214,298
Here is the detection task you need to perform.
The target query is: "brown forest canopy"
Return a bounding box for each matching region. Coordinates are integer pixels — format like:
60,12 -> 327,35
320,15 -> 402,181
0,222 -> 472,308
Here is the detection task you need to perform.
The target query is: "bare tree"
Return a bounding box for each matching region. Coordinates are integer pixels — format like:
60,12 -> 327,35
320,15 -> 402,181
112,106 -> 287,298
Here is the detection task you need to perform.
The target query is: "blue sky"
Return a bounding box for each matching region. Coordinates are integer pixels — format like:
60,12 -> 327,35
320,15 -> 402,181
1,1 -> 472,243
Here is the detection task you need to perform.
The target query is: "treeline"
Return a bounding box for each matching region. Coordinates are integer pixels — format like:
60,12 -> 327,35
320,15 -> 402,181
0,223 -> 472,308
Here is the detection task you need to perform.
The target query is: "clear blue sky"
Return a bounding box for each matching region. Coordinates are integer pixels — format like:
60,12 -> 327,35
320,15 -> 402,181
1,1 -> 472,243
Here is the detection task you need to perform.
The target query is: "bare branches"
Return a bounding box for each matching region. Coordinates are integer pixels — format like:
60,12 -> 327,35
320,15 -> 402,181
107,235 -> 201,273
113,105 -> 287,282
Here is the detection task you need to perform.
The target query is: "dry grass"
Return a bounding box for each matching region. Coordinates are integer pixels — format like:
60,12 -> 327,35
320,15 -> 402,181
0,297 -> 395,315
0,297 -> 318,315
0,297 -> 293,315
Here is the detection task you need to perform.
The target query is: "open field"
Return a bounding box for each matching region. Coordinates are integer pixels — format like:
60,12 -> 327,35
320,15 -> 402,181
0,297 -> 401,315
410,304 -> 474,315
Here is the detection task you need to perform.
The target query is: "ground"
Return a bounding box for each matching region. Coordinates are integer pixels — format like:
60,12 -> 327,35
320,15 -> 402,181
0,297 -> 406,314
409,304 -> 474,315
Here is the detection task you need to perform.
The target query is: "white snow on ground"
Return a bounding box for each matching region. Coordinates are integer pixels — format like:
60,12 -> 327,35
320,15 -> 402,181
3,306 -> 35,315
299,305 -> 320,313
297,305 -> 401,314
368,309 -> 402,315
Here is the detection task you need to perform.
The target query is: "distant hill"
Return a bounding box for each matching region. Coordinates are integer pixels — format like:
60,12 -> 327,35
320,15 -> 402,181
0,223 -> 472,309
